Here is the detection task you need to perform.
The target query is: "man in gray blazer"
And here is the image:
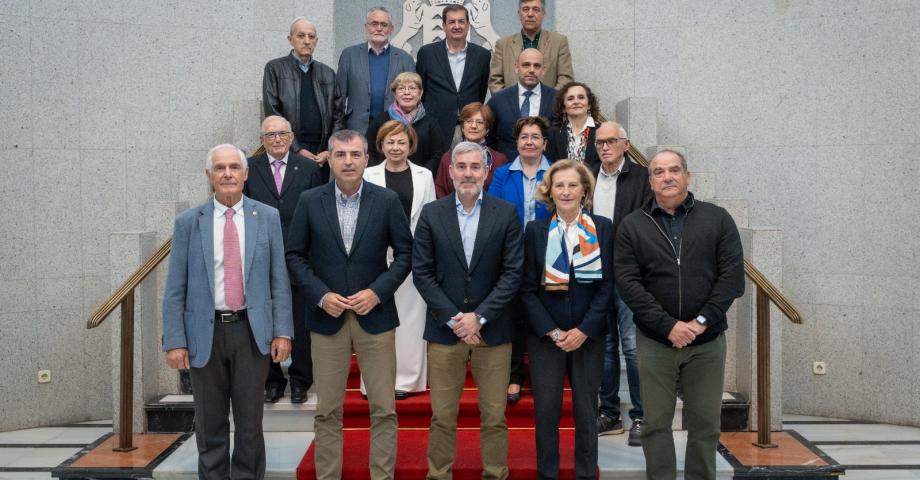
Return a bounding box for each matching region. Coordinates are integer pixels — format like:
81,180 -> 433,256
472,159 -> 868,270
162,144 -> 294,480
336,7 -> 415,135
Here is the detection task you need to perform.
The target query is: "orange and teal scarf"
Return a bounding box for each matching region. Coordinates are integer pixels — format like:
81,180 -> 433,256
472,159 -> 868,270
543,212 -> 602,291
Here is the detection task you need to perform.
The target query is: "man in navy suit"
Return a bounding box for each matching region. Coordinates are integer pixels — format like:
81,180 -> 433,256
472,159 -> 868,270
336,7 -> 415,134
285,130 -> 413,480
487,48 -> 556,162
416,4 -> 491,144
162,144 -> 294,480
413,142 -> 523,479
243,115 -> 322,404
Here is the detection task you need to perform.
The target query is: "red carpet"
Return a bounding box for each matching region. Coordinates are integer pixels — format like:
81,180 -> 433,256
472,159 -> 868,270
296,356 -> 580,479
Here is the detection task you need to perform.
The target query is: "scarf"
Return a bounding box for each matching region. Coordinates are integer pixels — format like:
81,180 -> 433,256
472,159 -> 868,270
387,101 -> 427,125
543,212 -> 602,291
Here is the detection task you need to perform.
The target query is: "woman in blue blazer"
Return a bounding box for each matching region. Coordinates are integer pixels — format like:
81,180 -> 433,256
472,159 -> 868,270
520,159 -> 614,479
487,115 -> 553,403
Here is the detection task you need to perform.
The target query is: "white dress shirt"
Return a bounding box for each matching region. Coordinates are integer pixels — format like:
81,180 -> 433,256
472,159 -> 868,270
446,41 -> 468,91
518,84 -> 541,116
213,198 -> 246,310
592,159 -> 625,221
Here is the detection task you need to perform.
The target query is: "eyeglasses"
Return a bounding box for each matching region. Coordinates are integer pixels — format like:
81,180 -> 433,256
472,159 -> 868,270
463,119 -> 486,126
595,138 -> 626,148
261,131 -> 293,140
366,21 -> 391,29
396,85 -> 420,93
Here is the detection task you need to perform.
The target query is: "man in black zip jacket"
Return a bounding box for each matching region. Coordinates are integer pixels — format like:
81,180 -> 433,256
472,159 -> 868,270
614,149 -> 744,480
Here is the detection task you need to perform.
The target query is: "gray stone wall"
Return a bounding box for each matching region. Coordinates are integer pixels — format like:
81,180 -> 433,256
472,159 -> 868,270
555,0 -> 920,424
1,0 -> 918,431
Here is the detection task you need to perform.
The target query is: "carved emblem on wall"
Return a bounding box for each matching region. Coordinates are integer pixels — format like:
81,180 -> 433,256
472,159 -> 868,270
391,0 -> 500,54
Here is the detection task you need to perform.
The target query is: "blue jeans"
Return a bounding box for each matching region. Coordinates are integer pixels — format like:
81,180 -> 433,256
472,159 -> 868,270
598,287 -> 643,420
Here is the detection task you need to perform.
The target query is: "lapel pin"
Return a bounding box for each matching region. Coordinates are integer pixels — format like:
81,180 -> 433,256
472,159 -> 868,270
252,210 -> 257,216
294,166 -> 299,171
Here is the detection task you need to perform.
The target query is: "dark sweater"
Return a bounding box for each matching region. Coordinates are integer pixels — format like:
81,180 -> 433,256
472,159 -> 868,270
614,194 -> 745,346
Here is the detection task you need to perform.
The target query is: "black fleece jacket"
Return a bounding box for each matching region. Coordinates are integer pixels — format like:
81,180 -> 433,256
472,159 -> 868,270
614,193 -> 745,346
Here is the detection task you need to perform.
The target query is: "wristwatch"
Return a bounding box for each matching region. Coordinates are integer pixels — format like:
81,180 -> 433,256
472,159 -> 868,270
550,328 -> 562,341
695,315 -> 708,326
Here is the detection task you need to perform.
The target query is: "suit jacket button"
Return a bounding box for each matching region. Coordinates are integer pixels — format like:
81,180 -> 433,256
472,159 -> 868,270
463,297 -> 469,304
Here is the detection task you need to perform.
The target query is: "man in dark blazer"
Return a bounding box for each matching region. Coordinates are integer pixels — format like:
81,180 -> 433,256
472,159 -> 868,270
263,17 -> 344,182
243,115 -> 322,404
413,142 -> 523,480
416,4 -> 491,144
487,48 -> 555,162
336,7 -> 415,135
285,130 -> 413,480
162,144 -> 293,480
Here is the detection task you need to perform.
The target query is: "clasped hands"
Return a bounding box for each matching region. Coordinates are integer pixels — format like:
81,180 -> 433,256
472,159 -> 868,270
547,327 -> 588,352
668,319 -> 707,348
321,289 -> 381,317
297,148 -> 330,166
451,312 -> 482,345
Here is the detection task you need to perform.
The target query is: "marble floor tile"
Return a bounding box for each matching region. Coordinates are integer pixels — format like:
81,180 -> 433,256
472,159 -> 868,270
820,445 -> 920,466
838,470 -> 920,480
790,424 -> 920,442
0,473 -> 54,479
153,432 -> 313,479
0,427 -> 109,445
598,430 -> 733,479
0,447 -> 82,468
783,413 -> 853,422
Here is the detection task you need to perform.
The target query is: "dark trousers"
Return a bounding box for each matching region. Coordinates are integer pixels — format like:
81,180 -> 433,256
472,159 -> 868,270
598,287 -> 643,420
266,288 -> 312,391
528,335 -> 604,480
509,298 -> 529,386
189,318 -> 270,480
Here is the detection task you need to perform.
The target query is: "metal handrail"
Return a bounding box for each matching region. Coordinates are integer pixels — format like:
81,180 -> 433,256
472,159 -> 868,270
86,238 -> 172,329
85,237 -> 172,452
628,144 -> 803,447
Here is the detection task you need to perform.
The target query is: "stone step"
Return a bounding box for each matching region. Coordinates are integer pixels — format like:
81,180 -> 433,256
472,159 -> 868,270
144,390 -> 748,434
150,430 -> 734,480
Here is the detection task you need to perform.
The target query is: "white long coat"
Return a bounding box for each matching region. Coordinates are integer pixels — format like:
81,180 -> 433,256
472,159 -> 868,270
361,161 -> 436,392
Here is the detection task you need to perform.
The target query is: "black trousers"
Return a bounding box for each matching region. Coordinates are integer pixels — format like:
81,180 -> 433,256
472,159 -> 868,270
528,335 -> 604,480
509,297 -> 529,386
266,287 -> 312,391
189,318 -> 270,480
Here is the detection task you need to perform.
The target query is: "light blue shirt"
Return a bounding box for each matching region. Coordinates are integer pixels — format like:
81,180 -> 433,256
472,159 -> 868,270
509,155 -> 551,223
334,181 -> 364,254
292,52 -> 313,73
448,192 -> 487,328
446,41 -> 468,91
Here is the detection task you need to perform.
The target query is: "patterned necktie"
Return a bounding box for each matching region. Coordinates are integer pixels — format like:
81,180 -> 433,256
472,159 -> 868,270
521,90 -> 534,116
223,208 -> 244,310
272,160 -> 284,195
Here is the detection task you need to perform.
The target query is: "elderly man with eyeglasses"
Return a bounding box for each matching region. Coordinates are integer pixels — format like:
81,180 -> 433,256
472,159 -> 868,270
336,7 -> 415,136
263,17 -> 344,182
244,115 -> 323,404
589,121 -> 653,446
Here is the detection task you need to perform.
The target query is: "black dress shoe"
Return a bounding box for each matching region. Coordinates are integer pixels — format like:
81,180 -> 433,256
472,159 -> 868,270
264,385 -> 283,403
395,390 -> 409,400
291,387 -> 308,404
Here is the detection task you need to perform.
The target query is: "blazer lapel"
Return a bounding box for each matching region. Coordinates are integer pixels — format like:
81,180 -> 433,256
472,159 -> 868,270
350,184 -> 375,253
467,196 -> 496,273
511,169 -> 525,213
320,185 -> 348,256
433,41 -> 454,91
533,220 -> 548,274
279,156 -> 302,197
408,163 -> 427,224
242,197 -> 259,284
457,44 -> 477,91
254,155 -> 279,198
539,84 -> 554,117
360,43 -> 371,92
440,195 -> 469,272
198,202 -> 215,295
512,84 -> 523,116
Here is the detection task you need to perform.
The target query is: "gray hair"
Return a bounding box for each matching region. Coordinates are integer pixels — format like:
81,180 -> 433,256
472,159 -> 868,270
205,144 -> 248,172
599,121 -> 628,139
261,115 -> 292,133
289,17 -> 316,35
366,6 -> 393,25
649,149 -> 688,173
328,129 -> 368,153
519,0 -> 546,6
450,141 -> 487,166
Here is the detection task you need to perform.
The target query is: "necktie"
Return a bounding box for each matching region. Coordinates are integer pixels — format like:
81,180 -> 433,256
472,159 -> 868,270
272,160 -> 284,195
521,90 -> 534,116
223,208 -> 244,311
